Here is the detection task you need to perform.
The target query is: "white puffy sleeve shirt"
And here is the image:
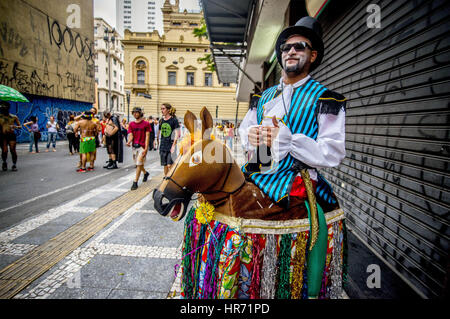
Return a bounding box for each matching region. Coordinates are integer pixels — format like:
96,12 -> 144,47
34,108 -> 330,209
238,78 -> 346,180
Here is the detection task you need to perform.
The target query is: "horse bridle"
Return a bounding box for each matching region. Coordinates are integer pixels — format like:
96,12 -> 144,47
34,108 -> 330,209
162,155 -> 245,205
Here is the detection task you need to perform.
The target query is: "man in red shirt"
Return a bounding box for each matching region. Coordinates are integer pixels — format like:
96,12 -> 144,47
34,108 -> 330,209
127,107 -> 151,190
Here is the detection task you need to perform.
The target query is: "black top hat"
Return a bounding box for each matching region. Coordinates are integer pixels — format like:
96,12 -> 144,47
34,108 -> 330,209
275,16 -> 324,72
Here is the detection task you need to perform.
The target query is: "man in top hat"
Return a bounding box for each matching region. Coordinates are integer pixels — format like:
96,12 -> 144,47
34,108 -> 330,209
238,16 -> 347,298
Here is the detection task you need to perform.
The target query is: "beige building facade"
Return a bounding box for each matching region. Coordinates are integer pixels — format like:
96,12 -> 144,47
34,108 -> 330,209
122,0 -> 248,122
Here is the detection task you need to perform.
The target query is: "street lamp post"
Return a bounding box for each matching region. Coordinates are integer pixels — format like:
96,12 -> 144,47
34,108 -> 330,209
126,90 -> 130,122
104,27 -> 116,113
137,93 -> 152,117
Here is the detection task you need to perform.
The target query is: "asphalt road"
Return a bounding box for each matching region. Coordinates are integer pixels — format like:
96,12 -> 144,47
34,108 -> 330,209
0,140 -> 162,232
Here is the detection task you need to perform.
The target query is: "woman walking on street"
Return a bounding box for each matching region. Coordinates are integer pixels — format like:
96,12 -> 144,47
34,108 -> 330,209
103,111 -> 123,169
46,116 -> 59,152
121,118 -> 128,143
23,116 -> 40,153
226,122 -> 234,150
66,115 -> 78,155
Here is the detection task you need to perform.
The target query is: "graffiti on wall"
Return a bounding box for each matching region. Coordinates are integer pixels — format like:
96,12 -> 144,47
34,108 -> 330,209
8,94 -> 92,143
0,1 -> 95,103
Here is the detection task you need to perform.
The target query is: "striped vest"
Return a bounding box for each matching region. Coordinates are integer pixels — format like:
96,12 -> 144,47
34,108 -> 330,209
242,77 -> 338,207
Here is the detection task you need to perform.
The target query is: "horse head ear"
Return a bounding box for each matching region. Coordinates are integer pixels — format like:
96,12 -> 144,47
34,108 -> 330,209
184,110 -> 196,134
200,107 -> 213,140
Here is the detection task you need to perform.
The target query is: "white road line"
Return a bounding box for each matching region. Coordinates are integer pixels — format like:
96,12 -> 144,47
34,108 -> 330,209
0,169 -> 148,243
0,192 -> 100,243
0,164 -> 135,214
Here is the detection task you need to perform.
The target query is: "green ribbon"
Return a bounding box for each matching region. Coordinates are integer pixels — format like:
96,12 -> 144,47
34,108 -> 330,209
305,200 -> 328,298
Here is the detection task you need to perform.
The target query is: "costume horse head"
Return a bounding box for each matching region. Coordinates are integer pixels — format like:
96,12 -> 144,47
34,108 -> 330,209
153,107 -> 309,222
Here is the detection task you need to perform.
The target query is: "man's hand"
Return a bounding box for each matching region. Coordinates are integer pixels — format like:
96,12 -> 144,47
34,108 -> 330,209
142,148 -> 148,157
170,144 -> 176,154
248,126 -> 262,146
126,141 -> 132,147
261,116 -> 280,147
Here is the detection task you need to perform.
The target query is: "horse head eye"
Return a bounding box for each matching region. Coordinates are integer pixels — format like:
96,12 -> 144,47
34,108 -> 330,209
189,151 -> 202,167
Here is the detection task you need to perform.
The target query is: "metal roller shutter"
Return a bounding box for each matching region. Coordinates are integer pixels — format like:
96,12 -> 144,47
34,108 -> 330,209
313,0 -> 450,298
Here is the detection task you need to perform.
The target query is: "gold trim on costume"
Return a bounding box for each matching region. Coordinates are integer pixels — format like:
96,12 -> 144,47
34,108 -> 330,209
318,97 -> 347,102
301,169 -> 318,251
213,209 -> 344,235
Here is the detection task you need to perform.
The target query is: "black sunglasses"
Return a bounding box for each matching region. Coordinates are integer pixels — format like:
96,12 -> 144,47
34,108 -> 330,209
280,41 -> 313,52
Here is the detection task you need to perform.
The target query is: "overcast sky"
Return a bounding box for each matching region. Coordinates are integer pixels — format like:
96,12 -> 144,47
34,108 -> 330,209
93,0 -> 201,29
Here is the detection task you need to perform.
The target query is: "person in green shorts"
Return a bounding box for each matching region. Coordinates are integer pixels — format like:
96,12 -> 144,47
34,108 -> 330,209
73,111 -> 98,172
80,136 -> 96,154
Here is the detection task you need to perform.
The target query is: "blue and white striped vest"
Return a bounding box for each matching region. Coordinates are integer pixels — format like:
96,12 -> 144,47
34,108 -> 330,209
242,77 -> 339,207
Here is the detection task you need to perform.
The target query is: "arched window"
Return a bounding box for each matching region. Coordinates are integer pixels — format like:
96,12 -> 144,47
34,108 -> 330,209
137,70 -> 145,84
136,60 -> 146,69
136,60 -> 146,84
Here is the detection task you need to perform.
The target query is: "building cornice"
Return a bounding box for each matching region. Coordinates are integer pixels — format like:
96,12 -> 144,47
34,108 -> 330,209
122,40 -> 209,48
124,84 -> 235,93
97,87 -> 125,97
95,48 -> 125,64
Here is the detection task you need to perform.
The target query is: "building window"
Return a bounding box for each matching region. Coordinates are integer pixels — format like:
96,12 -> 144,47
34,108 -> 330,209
223,83 -> 230,87
168,71 -> 176,85
138,45 -> 144,49
113,70 -> 117,77
137,70 -> 145,84
136,60 -> 146,69
186,72 -> 194,86
204,73 -> 212,86
114,82 -> 117,89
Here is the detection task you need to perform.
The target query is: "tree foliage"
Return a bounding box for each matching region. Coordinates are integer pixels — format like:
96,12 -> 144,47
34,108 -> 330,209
193,19 -> 216,72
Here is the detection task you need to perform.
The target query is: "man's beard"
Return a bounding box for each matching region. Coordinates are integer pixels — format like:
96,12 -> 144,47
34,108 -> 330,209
283,56 -> 307,75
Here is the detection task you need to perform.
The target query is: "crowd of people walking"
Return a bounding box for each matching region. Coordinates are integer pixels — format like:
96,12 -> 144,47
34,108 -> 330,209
1,101 -> 238,193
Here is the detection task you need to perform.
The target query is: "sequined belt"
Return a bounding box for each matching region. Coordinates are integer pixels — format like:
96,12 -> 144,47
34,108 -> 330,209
81,136 -> 95,142
213,208 -> 345,235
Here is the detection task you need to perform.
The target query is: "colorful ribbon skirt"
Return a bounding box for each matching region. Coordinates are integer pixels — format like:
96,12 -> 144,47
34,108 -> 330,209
179,205 -> 348,299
